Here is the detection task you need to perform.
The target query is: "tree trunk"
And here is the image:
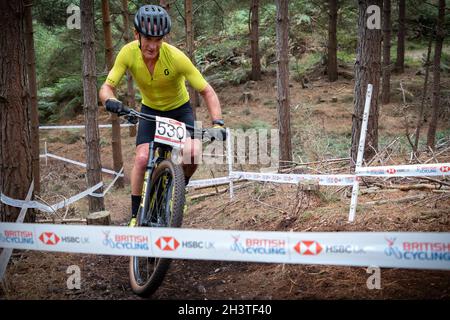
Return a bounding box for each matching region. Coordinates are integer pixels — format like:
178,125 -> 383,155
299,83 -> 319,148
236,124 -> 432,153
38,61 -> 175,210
0,0 -> 34,222
351,0 -> 382,165
395,0 -> 405,73
185,0 -> 200,118
250,0 -> 261,81
275,0 -> 292,168
87,210 -> 111,225
121,0 -> 136,137
327,0 -> 338,82
81,0 -> 105,212
426,0 -> 446,150
121,0 -> 135,107
24,0 -> 40,194
160,0 -> 171,43
381,0 -> 391,104
102,0 -> 124,188
413,36 -> 433,153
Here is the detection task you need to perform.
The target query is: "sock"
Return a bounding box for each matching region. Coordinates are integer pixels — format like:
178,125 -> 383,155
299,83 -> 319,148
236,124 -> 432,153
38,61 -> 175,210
131,195 -> 141,218
184,176 -> 191,186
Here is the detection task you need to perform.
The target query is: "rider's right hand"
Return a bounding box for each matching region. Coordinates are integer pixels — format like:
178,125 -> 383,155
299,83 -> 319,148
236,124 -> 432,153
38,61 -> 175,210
105,98 -> 124,114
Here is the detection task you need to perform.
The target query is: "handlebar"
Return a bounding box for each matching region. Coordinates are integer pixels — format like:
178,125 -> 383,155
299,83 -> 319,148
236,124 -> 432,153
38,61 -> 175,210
115,105 -> 227,142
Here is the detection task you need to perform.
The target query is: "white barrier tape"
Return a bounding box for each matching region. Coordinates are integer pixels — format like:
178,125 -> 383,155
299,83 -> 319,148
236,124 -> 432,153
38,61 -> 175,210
1,182 -> 104,213
186,162 -> 449,190
39,124 -> 134,130
0,194 -> 56,213
90,167 -> 124,198
45,153 -> 124,177
356,163 -> 450,177
0,182 -> 34,281
230,171 -> 356,186
187,177 -> 231,188
0,223 -> 449,270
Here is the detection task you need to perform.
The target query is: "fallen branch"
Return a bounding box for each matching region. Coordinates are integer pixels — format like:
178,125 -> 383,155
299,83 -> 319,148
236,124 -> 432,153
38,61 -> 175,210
366,137 -> 401,166
432,189 -> 450,193
279,158 -> 350,173
360,194 -> 427,207
190,188 -> 228,200
190,179 -> 248,191
418,176 -> 450,188
424,145 -> 450,163
385,183 -> 438,191
360,188 -> 398,195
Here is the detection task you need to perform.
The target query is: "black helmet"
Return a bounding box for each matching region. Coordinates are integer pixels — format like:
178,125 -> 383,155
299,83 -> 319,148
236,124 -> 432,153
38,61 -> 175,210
134,5 -> 171,37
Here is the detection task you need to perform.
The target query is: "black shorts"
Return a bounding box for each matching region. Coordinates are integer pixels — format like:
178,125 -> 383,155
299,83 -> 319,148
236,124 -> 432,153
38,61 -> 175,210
136,100 -> 195,146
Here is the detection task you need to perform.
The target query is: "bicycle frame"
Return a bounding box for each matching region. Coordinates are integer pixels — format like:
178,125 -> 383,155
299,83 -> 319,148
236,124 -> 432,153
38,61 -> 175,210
138,141 -> 173,227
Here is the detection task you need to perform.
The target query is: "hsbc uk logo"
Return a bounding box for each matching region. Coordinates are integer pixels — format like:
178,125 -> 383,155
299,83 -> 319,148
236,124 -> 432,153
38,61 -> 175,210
39,232 -> 89,246
155,237 -> 215,251
294,241 -> 323,255
155,237 -> 180,251
440,166 -> 450,173
294,241 -> 365,255
39,232 -> 60,245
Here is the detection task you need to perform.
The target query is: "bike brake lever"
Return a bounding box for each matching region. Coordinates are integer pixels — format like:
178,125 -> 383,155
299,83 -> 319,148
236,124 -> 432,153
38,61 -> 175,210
124,115 -> 138,124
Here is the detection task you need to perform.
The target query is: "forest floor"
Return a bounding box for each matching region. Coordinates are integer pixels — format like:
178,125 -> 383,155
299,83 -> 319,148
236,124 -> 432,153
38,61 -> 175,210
1,57 -> 450,300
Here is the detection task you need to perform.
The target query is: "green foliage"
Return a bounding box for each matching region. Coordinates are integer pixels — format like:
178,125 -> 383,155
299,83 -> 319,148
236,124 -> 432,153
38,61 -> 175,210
223,9 -> 249,36
436,128 -> 450,142
33,0 -> 76,27
237,120 -> 271,131
53,76 -> 83,103
38,87 -> 58,122
337,51 -> 355,64
291,52 -> 323,81
38,75 -> 107,123
441,51 -> 450,73
38,76 -> 83,123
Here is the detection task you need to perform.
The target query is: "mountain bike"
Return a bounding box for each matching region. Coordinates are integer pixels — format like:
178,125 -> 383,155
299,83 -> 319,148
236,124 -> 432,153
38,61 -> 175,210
110,105 -> 226,297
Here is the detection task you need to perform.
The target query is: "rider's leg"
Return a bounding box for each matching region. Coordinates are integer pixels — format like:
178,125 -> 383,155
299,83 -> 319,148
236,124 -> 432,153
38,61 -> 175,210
182,137 -> 202,186
131,143 -> 150,217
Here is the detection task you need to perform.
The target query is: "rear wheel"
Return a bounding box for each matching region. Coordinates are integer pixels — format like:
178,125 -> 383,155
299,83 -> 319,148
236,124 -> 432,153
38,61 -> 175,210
129,159 -> 185,297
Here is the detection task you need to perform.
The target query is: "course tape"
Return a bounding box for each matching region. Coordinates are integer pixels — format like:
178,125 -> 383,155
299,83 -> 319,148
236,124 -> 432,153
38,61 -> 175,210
187,177 -> 231,188
0,222 -> 449,270
356,163 -> 450,177
1,182 -> 103,213
45,153 -> 124,177
230,171 -> 357,186
39,124 -> 134,130
90,167 -> 124,198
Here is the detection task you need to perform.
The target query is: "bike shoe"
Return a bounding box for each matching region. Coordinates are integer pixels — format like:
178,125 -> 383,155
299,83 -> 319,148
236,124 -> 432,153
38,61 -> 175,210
128,217 -> 137,227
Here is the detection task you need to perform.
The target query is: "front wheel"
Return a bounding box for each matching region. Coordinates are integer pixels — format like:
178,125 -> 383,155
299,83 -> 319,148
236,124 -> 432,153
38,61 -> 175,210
129,159 -> 185,297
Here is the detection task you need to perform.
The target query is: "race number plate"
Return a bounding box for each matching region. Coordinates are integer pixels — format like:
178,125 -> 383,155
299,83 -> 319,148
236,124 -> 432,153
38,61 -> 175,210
154,116 -> 186,148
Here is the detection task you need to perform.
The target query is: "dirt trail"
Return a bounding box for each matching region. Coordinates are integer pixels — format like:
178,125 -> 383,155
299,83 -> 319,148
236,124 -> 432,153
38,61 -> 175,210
2,67 -> 450,300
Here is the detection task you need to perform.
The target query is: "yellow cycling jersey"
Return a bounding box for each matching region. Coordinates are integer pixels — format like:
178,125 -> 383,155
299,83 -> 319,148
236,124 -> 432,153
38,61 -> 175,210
106,40 -> 207,111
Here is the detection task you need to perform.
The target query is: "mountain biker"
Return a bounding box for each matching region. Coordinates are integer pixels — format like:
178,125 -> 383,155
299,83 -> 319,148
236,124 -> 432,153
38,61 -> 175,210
99,4 -> 224,227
